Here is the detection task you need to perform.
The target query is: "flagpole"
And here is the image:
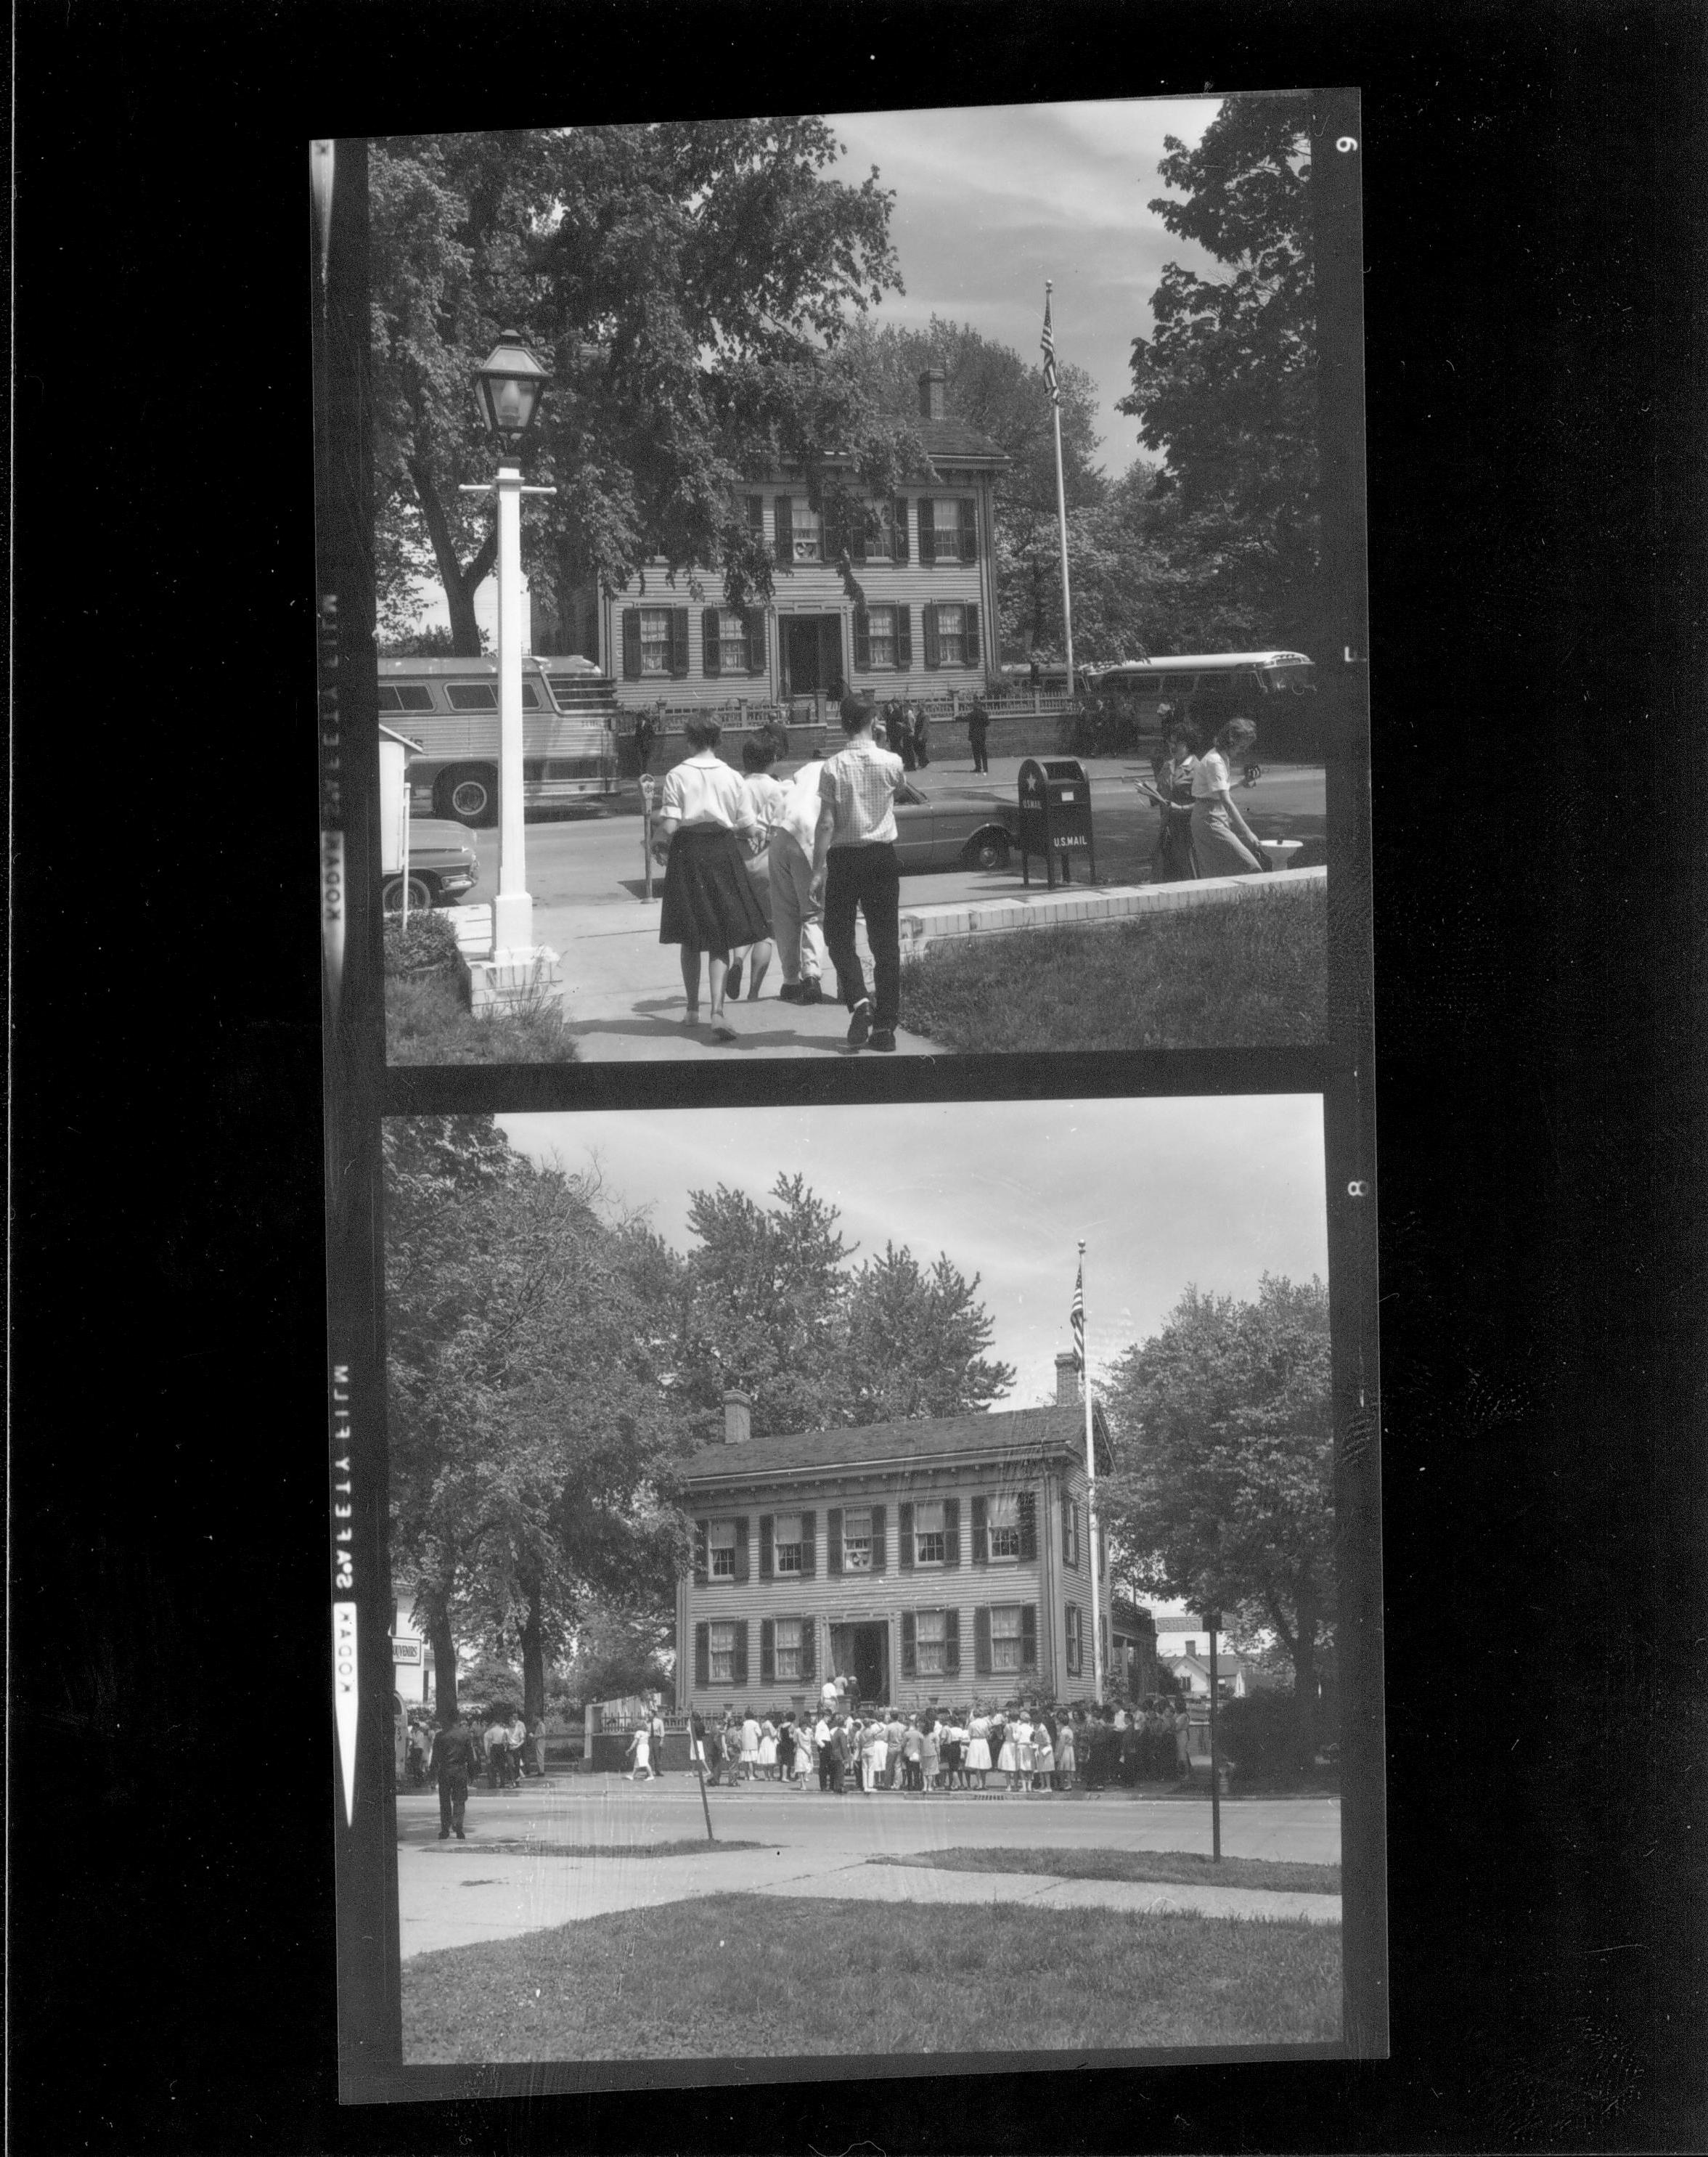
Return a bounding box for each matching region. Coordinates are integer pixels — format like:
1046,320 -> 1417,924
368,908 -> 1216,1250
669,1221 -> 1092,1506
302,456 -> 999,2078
1046,282 -> 1076,699
1079,1238 -> 1104,1706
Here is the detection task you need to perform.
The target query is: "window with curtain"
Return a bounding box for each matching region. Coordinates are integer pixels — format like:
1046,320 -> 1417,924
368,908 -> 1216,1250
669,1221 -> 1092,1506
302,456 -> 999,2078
774,1514 -> 802,1575
991,1605 -> 1023,1671
867,605 -> 896,668
709,1621 -> 736,1681
640,607 -> 672,674
709,1520 -> 737,1578
775,1618 -> 804,1679
716,610 -> 748,673
916,1609 -> 947,1673
935,603 -> 966,666
987,1492 -> 1021,1560
843,1508 -> 873,1571
914,1500 -> 945,1565
790,501 -> 822,562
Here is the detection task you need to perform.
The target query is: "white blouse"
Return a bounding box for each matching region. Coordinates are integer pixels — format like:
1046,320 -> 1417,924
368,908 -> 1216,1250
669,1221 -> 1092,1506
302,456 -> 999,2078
661,751 -> 755,832
1190,749 -> 1232,799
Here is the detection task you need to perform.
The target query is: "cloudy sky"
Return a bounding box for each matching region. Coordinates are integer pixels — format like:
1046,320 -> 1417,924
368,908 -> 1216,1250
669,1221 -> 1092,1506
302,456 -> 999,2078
497,1093 -> 1327,1409
827,96 -> 1225,478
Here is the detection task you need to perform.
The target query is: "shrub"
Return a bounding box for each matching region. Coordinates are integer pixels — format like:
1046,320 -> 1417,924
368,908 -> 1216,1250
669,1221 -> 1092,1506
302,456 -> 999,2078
1219,1689 -> 1307,1787
383,910 -> 460,979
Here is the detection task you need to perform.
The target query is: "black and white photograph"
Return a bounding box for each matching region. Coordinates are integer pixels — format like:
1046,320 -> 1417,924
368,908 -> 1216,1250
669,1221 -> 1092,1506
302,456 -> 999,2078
383,1095 -> 1354,2065
365,94 -> 1352,1065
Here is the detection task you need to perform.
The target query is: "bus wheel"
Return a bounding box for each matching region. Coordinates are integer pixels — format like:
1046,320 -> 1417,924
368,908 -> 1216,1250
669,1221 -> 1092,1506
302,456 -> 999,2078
437,766 -> 498,827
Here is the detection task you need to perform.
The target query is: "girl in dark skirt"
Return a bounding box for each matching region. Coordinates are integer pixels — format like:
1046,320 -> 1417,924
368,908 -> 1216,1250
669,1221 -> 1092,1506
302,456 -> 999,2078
653,714 -> 769,1039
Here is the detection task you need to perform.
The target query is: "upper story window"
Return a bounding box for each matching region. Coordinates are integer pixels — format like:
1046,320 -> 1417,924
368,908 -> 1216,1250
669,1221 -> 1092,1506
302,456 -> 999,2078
865,498 -> 909,562
774,1513 -> 803,1575
842,1507 -> 873,1572
640,608 -> 674,675
790,500 -> 822,563
986,1491 -> 1021,1560
709,1520 -> 737,1578
913,1500 -> 946,1566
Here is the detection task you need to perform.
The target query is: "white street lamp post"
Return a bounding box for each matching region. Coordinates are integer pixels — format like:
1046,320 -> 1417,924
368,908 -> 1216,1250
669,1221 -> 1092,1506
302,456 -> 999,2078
458,332 -> 560,998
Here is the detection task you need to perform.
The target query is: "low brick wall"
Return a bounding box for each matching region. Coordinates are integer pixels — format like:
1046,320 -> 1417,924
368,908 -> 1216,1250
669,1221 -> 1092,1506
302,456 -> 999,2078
588,1729 -> 694,1774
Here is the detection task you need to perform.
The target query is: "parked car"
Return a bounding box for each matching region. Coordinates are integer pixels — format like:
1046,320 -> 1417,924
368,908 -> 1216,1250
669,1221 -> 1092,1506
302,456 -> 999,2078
892,790 -> 1016,873
380,817 -> 480,915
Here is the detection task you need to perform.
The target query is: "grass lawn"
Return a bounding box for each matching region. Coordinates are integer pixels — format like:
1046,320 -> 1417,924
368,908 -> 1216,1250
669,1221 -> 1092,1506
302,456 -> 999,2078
385,968 -> 578,1064
402,1892 -> 1342,2061
867,1846 -> 1341,1896
900,884 -> 1326,1051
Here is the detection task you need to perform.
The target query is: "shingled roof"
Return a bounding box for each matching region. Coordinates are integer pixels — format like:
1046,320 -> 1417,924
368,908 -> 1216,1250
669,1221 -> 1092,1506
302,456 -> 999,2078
680,1401 -> 1108,1485
915,414 -> 1008,465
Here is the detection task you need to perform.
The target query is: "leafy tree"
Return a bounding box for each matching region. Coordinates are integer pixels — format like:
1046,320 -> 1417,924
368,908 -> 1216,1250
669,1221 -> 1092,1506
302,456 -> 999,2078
1098,1275 -> 1333,1771
843,1244 -> 1015,1422
1117,93 -> 1320,648
370,123 -> 913,652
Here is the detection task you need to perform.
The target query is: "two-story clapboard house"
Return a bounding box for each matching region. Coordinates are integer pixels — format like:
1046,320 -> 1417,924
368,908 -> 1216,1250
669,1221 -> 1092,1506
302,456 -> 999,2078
568,369 -> 1007,717
676,1353 -> 1148,1721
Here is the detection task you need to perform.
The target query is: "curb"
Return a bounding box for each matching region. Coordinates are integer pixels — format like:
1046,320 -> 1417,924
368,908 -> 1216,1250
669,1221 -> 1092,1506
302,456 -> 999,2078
899,865 -> 1326,958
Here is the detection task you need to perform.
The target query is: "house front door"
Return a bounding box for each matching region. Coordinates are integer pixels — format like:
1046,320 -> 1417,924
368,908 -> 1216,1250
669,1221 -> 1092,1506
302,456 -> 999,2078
830,1620 -> 889,1706
780,615 -> 844,704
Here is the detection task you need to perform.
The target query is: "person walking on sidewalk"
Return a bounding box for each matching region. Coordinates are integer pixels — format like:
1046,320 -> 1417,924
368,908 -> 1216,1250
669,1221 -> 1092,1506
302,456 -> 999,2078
966,694 -> 991,775
912,700 -> 931,768
812,691 -> 925,1054
653,713 -> 770,1040
431,1713 -> 478,1840
769,754 -> 830,1006
625,1721 -> 657,1782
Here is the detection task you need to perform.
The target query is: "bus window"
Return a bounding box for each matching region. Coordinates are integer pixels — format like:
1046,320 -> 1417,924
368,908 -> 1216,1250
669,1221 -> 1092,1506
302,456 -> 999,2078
1161,674 -> 1195,694
446,682 -> 498,711
377,684 -> 435,713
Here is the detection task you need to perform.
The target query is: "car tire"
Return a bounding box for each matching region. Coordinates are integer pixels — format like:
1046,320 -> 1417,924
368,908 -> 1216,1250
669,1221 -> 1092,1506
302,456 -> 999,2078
436,764 -> 499,828
382,873 -> 437,916
965,830 -> 1010,872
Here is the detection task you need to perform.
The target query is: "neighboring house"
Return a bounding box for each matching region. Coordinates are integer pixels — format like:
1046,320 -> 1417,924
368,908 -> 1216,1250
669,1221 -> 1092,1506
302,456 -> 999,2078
564,369 -> 1008,715
1167,1650 -> 1272,1700
676,1353 -> 1114,1718
1108,1596 -> 1159,1698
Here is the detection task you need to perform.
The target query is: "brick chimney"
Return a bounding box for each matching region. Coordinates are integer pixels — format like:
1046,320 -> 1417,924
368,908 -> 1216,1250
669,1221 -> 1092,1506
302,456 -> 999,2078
1055,1352 -> 1079,1407
918,367 -> 946,420
722,1387 -> 753,1445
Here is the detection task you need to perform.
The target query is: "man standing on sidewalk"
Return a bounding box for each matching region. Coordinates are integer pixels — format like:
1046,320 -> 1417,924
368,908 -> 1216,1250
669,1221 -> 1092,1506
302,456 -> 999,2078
812,691 -> 925,1054
430,1712 -> 478,1840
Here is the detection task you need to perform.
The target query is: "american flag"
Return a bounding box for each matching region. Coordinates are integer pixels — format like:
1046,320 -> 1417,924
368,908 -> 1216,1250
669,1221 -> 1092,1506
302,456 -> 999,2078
1070,1259 -> 1084,1371
1040,289 -> 1061,407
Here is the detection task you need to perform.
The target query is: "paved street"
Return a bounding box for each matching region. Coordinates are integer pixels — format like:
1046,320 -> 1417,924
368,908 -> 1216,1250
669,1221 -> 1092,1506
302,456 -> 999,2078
397,1776 -> 1341,1958
440,758 -> 1326,1061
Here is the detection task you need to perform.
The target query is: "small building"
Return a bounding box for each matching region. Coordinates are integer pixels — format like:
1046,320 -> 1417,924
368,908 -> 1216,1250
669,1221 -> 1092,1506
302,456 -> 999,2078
1108,1596 -> 1159,1697
1167,1650 -> 1272,1700
676,1353 -> 1113,1720
557,370 -> 1008,717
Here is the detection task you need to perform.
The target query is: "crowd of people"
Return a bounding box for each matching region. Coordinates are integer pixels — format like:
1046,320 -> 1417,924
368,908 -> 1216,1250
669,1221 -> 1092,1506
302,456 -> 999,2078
671,1693 -> 1195,1795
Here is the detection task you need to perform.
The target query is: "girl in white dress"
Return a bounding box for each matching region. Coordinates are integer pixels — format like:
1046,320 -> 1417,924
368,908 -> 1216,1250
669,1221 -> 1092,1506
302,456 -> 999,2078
1033,1717 -> 1055,1791
995,1713 -> 1018,1779
758,1718 -> 778,1779
625,1726 -> 655,1782
792,1722 -> 814,1785
739,1711 -> 761,1782
965,1713 -> 992,1788
1014,1714 -> 1034,1786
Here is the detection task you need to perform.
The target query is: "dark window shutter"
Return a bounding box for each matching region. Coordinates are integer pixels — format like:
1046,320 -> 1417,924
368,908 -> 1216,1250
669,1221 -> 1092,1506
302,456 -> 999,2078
849,500 -> 867,563
800,1615 -> 816,1681
694,1519 -> 708,1586
703,605 -> 722,677
942,1496 -> 960,1568
944,1608 -> 960,1673
759,1514 -> 773,1579
733,1516 -> 750,1582
746,494 -> 764,540
893,497 -> 910,563
670,606 -> 691,677
959,497 -> 977,563
870,1505 -> 886,1573
901,1611 -> 917,1678
824,495 -> 842,562
1021,1604 -> 1038,1670
964,602 -> 980,671
828,1507 -> 843,1576
621,608 -> 642,680
923,603 -> 941,671
761,1618 -> 776,1684
1018,1490 -> 1037,1561
898,1501 -> 914,1573
919,498 -> 936,565
853,606 -> 871,672
1064,1605 -> 1076,1676
775,495 -> 793,568
695,1623 -> 710,1689
732,1620 -> 748,1687
745,610 -> 767,676
971,1494 -> 988,1565
894,603 -> 912,670
800,1510 -> 816,1578
975,1606 -> 992,1675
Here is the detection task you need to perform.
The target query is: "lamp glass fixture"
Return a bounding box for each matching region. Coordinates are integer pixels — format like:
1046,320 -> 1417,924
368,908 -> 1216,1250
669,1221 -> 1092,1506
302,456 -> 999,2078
473,330 -> 550,444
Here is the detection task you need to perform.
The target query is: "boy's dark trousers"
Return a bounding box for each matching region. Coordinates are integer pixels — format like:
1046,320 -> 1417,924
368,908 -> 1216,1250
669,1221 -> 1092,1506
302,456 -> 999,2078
823,844 -> 900,1031
437,1774 -> 468,1835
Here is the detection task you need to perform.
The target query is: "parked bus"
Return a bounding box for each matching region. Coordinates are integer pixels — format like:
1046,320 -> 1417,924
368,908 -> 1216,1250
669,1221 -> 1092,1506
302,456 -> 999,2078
377,653 -> 619,827
1084,651 -> 1317,721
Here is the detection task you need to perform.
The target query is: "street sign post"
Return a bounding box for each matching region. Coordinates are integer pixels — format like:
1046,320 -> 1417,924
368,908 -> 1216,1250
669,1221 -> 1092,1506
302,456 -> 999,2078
1202,1609 -> 1222,1862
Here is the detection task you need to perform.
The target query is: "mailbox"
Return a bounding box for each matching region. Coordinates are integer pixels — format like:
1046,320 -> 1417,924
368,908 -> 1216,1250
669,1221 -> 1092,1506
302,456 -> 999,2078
1016,757 -> 1098,889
